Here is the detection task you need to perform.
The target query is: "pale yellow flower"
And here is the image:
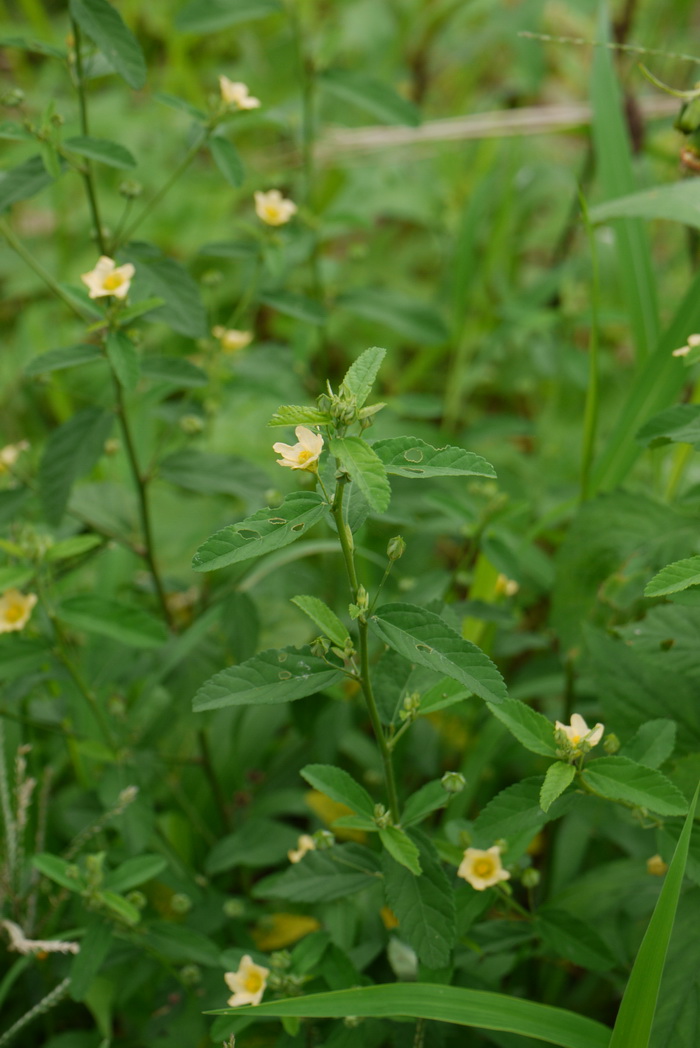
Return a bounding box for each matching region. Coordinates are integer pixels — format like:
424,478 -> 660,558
0,589 -> 37,634
224,954 -> 269,1007
287,834 -> 316,864
672,333 -> 700,358
219,76 -> 261,110
0,441 -> 29,475
458,845 -> 510,891
273,426 -> 323,471
495,574 -> 519,596
81,256 -> 135,300
212,326 -> 253,353
254,189 -> 297,227
555,713 -> 604,754
646,854 -> 668,876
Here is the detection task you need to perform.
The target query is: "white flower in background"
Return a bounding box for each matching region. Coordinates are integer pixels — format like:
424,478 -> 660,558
287,834 -> 316,864
219,76 -> 261,110
212,326 -> 253,353
0,589 -> 37,634
273,426 -> 323,471
457,846 -> 510,891
672,333 -> 700,358
0,441 -> 29,474
254,189 -> 297,227
81,256 -> 135,299
224,955 -> 269,1007
555,713 -> 604,755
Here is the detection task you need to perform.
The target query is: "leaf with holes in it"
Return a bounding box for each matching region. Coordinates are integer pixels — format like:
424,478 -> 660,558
192,646 -> 345,711
330,437 -> 391,514
340,346 -> 386,409
371,437 -> 496,480
369,603 -> 506,705
192,492 -> 328,572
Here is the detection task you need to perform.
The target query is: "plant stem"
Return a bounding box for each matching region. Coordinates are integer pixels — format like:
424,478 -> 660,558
0,219 -> 91,322
579,191 -> 601,503
332,479 -> 400,822
0,977 -> 70,1048
71,19 -> 107,255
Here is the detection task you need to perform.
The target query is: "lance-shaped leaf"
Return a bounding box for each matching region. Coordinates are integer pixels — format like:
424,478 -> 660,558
106,331 -> 139,391
268,405 -> 333,427
339,346 -> 386,409
0,154 -> 61,212
25,344 -> 103,376
123,242 -> 207,337
371,436 -> 495,480
369,603 -> 506,705
292,596 -> 349,647
64,135 -> 137,169
260,291 -> 327,326
57,595 -> 167,648
645,556 -> 700,598
69,0 -> 146,89
193,646 -> 344,712
540,763 -> 576,813
39,407 -> 113,525
140,354 -> 207,388
382,830 -> 455,968
301,765 -> 374,818
330,437 -> 391,514
401,780 -> 450,828
581,756 -> 688,817
175,0 -> 282,34
253,844 -> 381,903
636,404 -> 700,448
379,826 -> 422,875
320,69 -> 420,127
209,136 -> 244,187
487,698 -> 557,757
192,492 -> 328,572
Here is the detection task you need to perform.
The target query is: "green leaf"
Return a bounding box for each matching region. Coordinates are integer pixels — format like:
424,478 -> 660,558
192,646 -> 345,712
213,983 -> 612,1048
69,0 -> 146,89
268,405 -> 333,427
649,888 -> 700,1047
175,0 -> 282,35
103,855 -> 167,893
582,756 -> 688,816
0,121 -> 33,141
123,243 -> 207,337
320,69 -> 420,127
371,436 -> 496,480
253,844 -> 381,902
369,603 -> 507,705
636,405 -> 700,448
487,698 -> 557,757
540,763 -> 576,813
159,449 -> 267,501
382,830 -> 455,968
590,179 -> 700,231
538,909 -> 616,973
0,35 -> 66,58
209,136 -> 245,186
259,291 -> 327,326
645,556 -> 700,598
206,819 -> 300,874
198,239 -> 258,259
153,91 -> 208,122
144,922 -> 221,966
140,354 -> 207,387
401,780 -> 450,828
339,346 -> 386,409
192,492 -> 328,572
0,155 -> 60,212
300,764 -> 375,818
379,826 -> 422,875
97,890 -> 141,925
39,407 -> 113,525
292,596 -> 349,648
64,135 -> 137,169
69,919 -> 112,1001
25,343 -> 103,376
330,437 -> 390,514
57,595 -> 168,649
338,289 -> 449,346
0,637 -> 51,680
0,565 -> 34,591
622,720 -> 677,770
105,331 -> 140,391
472,778 -> 573,860
45,534 -> 103,562
609,784 -> 700,1048
116,297 -> 167,325
33,853 -> 86,892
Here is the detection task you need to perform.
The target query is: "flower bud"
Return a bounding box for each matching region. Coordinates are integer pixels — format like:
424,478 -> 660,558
387,535 -> 406,561
223,897 -> 246,918
521,867 -> 540,889
126,890 -> 147,910
373,803 -> 391,829
1,88 -> 25,107
310,635 -> 330,658
313,829 -> 335,850
170,893 -> 192,914
270,950 -> 291,971
179,964 -> 201,986
179,414 -> 205,435
603,733 -> 620,755
119,178 -> 143,199
441,771 -> 466,794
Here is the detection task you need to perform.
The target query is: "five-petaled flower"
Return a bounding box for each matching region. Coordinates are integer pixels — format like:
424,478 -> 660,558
255,189 -> 297,227
219,76 -> 261,110
0,589 -> 37,634
212,326 -> 253,353
287,834 -> 316,864
457,846 -> 510,891
273,426 -> 323,471
0,441 -> 29,475
555,713 -> 604,757
224,955 -> 269,1007
81,256 -> 135,300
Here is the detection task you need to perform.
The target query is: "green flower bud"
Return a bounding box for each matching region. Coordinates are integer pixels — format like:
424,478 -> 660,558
179,964 -> 201,986
270,950 -> 291,971
1,88 -> 25,107
118,178 -> 143,199
387,535 -> 406,561
521,867 -> 540,889
179,414 -> 205,435
441,771 -> 466,794
313,829 -> 335,850
374,803 -> 391,829
603,733 -> 620,755
126,890 -> 147,910
223,897 -> 246,918
170,892 -> 192,914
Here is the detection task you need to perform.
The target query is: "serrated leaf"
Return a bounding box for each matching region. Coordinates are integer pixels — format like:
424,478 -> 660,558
192,646 -> 344,711
623,720 -> 677,770
25,343 -> 103,376
339,346 -> 386,409
301,764 -> 374,818
487,698 -> 557,757
472,778 -> 573,860
538,909 -> 616,972
645,556 -> 700,598
379,826 -> 422,875
260,291 -> 327,326
338,288 -> 449,346
540,763 -> 576,813
103,855 -> 167,893
159,449 -> 266,502
320,69 -> 420,127
69,0 -> 146,89
39,407 -> 113,525
206,819 -> 300,874
140,354 -> 207,387
0,154 -> 60,212
292,596 -> 349,647
69,918 -> 112,1001
209,136 -> 245,186
192,492 -> 328,572
401,780 -> 449,828
57,595 -> 168,648
369,603 -> 507,705
371,436 -> 496,480
64,135 -> 137,170
105,330 -> 139,391
636,405 -> 700,448
33,853 -> 86,891
175,0 -> 282,34
330,436 -> 391,514
582,757 -> 688,816
123,243 -> 207,337
382,830 -> 455,968
253,844 -> 381,902
268,405 -> 332,427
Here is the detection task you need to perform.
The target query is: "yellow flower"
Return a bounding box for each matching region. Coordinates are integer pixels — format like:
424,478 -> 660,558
0,589 -> 37,634
254,189 -> 297,227
81,256 -> 135,300
0,441 -> 29,475
273,426 -> 323,471
212,326 -> 253,353
224,955 -> 269,1007
219,76 -> 261,110
672,333 -> 700,357
287,833 -> 316,864
252,913 -> 320,951
555,713 -> 604,755
457,845 -> 510,891
646,854 -> 668,876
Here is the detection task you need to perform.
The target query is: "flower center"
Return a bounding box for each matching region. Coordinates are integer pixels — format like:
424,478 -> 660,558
4,603 -> 24,624
297,449 -> 314,464
244,971 -> 263,994
570,734 -> 581,745
102,272 -> 125,291
473,857 -> 496,878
